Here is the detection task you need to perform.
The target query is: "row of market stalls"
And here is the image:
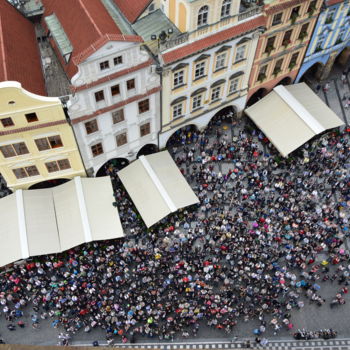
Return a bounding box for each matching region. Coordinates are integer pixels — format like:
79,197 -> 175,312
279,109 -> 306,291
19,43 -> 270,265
0,152 -> 199,267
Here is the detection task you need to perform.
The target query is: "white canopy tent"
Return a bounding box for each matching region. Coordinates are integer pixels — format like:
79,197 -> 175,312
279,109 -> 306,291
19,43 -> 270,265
0,176 -> 123,267
245,83 -> 344,157
118,151 -> 199,227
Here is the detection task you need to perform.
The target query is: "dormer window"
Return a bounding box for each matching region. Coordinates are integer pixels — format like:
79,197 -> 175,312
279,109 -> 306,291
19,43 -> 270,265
197,6 -> 209,27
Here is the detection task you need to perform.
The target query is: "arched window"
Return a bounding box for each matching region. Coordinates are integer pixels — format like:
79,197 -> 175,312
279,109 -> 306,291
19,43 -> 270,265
197,6 -> 209,27
221,0 -> 231,18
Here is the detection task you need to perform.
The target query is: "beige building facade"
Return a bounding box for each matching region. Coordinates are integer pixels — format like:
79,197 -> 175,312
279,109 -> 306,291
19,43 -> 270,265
0,82 -> 85,190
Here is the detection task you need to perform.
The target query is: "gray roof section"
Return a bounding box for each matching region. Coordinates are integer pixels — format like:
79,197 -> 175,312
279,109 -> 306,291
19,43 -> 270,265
45,13 -> 73,57
132,9 -> 180,53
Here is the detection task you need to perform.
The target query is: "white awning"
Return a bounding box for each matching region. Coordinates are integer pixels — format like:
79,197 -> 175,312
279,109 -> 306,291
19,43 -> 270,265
245,83 -> 344,157
0,176 -> 123,267
118,151 -> 199,227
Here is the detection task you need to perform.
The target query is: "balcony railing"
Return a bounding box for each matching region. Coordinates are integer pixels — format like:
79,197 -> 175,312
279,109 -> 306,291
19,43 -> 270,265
238,6 -> 263,21
160,32 -> 190,50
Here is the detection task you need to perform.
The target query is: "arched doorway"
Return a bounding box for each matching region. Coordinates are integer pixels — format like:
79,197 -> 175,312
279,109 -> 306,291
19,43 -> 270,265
166,124 -> 199,149
136,144 -> 159,158
275,76 -> 292,87
207,106 -> 237,127
298,62 -> 324,83
246,88 -> 267,107
28,178 -> 70,190
95,158 -> 129,177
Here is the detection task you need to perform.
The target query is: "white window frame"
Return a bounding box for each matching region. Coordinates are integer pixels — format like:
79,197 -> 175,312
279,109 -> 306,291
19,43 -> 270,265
215,52 -> 227,70
229,78 -> 240,94
235,45 -> 246,62
211,86 -> 221,101
173,70 -> 184,88
221,0 -> 231,18
194,61 -> 206,79
198,6 -> 209,27
192,95 -> 202,110
173,103 -> 183,119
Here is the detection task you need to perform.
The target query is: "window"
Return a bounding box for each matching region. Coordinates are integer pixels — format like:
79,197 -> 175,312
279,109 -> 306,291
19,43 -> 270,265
194,61 -> 206,79
99,61 -> 109,70
138,99 -> 150,114
111,84 -> 120,96
45,159 -> 71,173
91,143 -> 104,157
316,36 -> 325,51
229,78 -> 239,94
273,58 -> 284,75
197,5 -> 209,27
1,117 -> 14,127
148,3 -> 155,12
272,12 -> 283,26
0,145 -> 16,158
282,30 -> 293,46
112,109 -> 124,124
85,120 -> 98,134
307,0 -> 317,13
215,52 -> 227,70
48,135 -> 63,148
265,36 -> 276,53
13,142 -> 29,155
173,70 -> 184,87
173,103 -> 183,118
221,0 -> 231,18
235,45 -> 246,62
13,166 -> 39,179
298,23 -> 309,40
0,142 -> 28,157
192,95 -> 202,110
25,113 -> 38,123
326,9 -> 335,24
140,123 -> 151,137
116,132 -> 128,146
95,90 -> 105,102
114,56 -> 123,65
211,86 -> 221,101
126,79 -> 135,90
257,65 -> 268,81
35,135 -> 63,151
336,29 -> 346,44
290,6 -> 300,21
289,52 -> 299,68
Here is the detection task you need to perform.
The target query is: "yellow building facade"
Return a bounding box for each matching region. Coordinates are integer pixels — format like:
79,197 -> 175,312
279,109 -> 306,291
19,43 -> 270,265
0,82 -> 86,190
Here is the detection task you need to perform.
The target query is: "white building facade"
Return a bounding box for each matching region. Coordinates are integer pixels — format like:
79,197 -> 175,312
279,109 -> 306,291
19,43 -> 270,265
68,40 -> 161,175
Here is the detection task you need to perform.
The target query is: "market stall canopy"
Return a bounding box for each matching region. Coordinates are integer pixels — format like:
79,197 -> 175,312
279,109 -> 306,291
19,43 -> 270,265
118,151 -> 199,227
245,83 -> 344,157
0,176 -> 123,267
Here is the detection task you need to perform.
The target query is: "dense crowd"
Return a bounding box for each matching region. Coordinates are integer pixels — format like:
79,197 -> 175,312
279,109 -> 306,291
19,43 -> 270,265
0,115 -> 349,345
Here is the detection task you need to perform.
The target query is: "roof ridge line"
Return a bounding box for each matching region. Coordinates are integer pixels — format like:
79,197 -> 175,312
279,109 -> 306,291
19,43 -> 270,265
0,15 -> 8,80
77,0 -> 103,37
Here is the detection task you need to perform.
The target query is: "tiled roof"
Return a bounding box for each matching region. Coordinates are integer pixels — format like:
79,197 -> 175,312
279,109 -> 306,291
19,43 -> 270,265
72,59 -> 153,92
41,0 -> 142,78
0,1 -> 46,96
113,0 -> 152,24
162,16 -> 265,65
326,0 -> 343,6
265,0 -> 306,15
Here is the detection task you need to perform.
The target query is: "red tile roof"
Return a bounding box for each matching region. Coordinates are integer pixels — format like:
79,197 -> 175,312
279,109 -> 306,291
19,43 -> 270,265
326,0 -> 343,6
265,0 -> 306,15
41,0 -> 143,78
0,1 -> 46,96
162,16 -> 265,65
113,0 -> 152,23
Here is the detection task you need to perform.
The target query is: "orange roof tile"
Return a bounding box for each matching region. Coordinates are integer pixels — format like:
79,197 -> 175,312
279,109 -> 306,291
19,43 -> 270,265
41,0 -> 143,78
113,0 -> 152,23
162,16 -> 265,65
326,0 -> 343,6
0,1 -> 46,96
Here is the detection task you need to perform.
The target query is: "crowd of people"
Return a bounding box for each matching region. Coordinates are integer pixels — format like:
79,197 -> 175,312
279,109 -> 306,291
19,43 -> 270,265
0,115 -> 349,345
